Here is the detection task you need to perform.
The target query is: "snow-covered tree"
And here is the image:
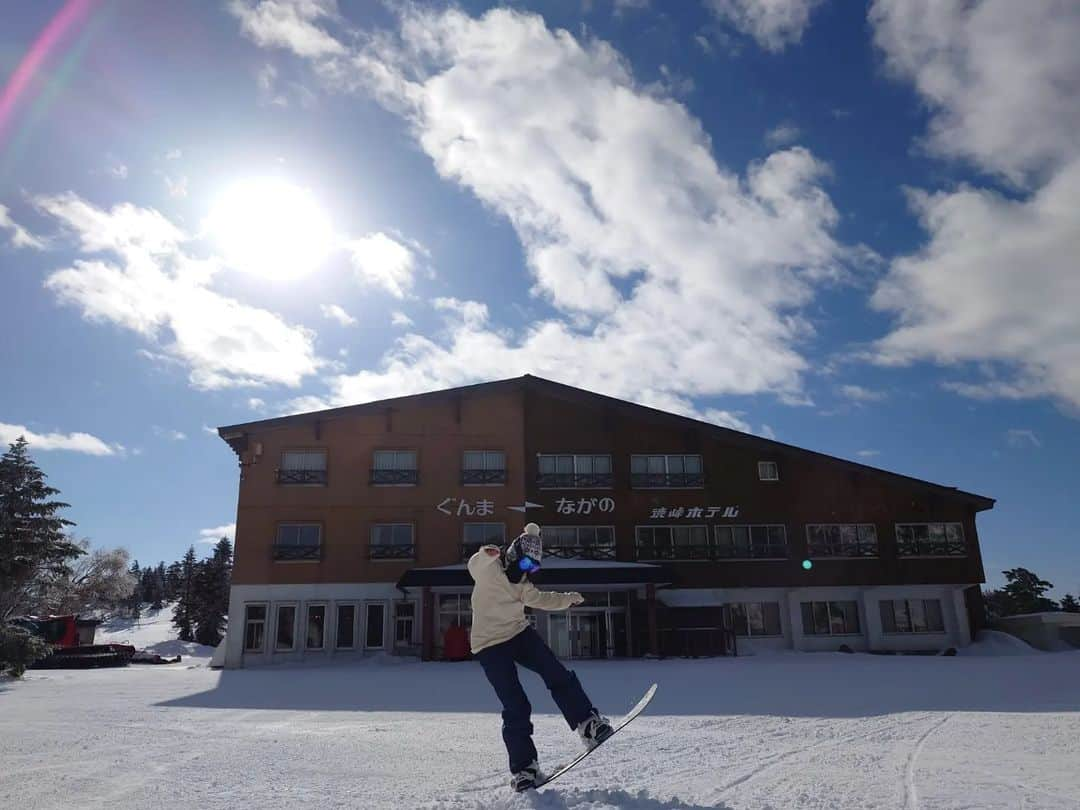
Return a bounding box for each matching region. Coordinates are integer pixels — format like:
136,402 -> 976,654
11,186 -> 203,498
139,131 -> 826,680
172,546 -> 198,642
0,437 -> 82,621
36,540 -> 137,615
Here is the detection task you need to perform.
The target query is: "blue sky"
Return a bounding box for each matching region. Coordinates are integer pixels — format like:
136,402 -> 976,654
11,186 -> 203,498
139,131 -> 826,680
1,0 -> 1077,597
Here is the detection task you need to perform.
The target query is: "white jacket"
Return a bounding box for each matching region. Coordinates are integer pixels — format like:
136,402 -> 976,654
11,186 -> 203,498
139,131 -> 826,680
467,545 -> 580,654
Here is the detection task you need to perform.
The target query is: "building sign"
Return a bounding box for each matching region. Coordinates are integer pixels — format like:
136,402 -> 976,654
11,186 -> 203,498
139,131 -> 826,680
649,506 -> 739,519
435,498 -> 738,519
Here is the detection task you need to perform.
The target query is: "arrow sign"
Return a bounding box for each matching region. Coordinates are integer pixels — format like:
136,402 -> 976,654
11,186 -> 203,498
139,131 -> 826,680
507,501 -> 544,513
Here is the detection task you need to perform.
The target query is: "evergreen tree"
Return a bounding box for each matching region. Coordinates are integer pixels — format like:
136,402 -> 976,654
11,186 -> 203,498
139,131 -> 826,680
193,538 -> 232,646
171,546 -> 197,642
126,560 -> 142,617
152,562 -> 167,609
1060,594 -> 1080,613
982,588 -> 1012,620
0,437 -> 83,621
1001,567 -> 1058,615
165,561 -> 182,601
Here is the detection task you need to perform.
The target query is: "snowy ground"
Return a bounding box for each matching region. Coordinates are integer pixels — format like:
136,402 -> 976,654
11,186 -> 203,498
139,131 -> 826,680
95,604 -> 217,660
2,634 -> 1079,810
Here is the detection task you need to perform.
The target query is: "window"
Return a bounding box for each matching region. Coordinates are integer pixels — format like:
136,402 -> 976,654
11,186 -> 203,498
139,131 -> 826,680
370,524 -> 414,559
757,461 -> 779,481
895,523 -> 966,557
437,594 -> 472,652
463,523 -> 506,557
275,605 -> 297,651
395,602 -> 416,646
715,525 -> 787,559
806,524 -> 879,557
730,602 -> 782,637
630,454 -> 704,488
336,604 -> 356,649
880,599 -> 945,634
542,526 -> 616,559
462,451 -> 506,484
365,603 -> 386,649
273,524 -> 321,561
243,605 -> 266,652
306,605 -> 325,649
801,601 -> 861,636
537,454 -> 613,488
371,450 -> 418,485
277,450 -> 327,485
635,525 -> 710,560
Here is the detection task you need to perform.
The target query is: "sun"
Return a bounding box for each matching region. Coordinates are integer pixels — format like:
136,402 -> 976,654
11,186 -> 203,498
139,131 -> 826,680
206,178 -> 334,281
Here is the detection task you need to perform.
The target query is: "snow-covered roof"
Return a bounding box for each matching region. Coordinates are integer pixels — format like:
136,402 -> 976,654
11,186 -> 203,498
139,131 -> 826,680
996,612 -> 1080,626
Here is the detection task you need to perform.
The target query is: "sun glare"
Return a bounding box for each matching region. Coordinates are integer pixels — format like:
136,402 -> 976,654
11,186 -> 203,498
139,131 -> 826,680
206,178 -> 334,280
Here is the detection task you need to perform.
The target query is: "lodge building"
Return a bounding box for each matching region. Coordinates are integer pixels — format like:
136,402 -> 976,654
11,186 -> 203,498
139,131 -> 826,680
217,375 -> 994,668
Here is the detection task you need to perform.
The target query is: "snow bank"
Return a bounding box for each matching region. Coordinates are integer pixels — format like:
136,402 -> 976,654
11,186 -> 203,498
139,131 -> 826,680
96,603 -> 215,660
956,629 -> 1041,656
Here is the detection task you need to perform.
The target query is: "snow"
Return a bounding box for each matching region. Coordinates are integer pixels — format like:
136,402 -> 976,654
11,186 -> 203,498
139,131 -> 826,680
95,603 -> 216,660
3,642 -> 1079,810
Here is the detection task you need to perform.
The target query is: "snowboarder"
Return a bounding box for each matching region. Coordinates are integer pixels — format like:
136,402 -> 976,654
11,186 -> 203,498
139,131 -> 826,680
467,522 -> 614,792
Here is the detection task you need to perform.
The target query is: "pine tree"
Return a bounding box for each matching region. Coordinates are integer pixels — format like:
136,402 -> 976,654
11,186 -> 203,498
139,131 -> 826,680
172,546 -> 197,642
0,437 -> 83,621
1001,567 -> 1058,615
165,561 -> 182,602
152,562 -> 167,609
1060,594 -> 1080,613
193,538 -> 232,646
126,560 -> 142,617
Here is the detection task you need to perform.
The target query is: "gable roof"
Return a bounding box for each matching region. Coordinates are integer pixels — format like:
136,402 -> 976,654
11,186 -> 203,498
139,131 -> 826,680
217,373 -> 995,510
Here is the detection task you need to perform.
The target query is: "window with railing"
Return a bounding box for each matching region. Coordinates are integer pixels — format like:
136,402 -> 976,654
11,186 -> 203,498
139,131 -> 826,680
715,525 -> 788,559
543,526 -> 617,559
635,525 -> 710,560
630,454 -> 704,488
276,450 -> 327,485
537,454 -> 613,488
895,523 -> 966,557
801,601 -> 861,636
273,523 -> 322,560
806,524 -> 879,557
462,450 -> 507,484
371,450 -> 418,485
370,523 -> 415,559
879,599 -> 945,634
730,602 -> 783,637
461,523 -> 506,558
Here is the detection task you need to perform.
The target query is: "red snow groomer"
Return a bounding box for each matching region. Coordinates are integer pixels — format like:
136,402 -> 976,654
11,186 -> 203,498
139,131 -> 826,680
10,614 -> 136,668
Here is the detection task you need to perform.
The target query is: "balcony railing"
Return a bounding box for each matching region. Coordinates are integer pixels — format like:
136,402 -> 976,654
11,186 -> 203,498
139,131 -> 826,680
713,544 -> 789,560
462,469 -> 507,485
460,543 -> 617,561
807,541 -> 879,558
370,469 -> 418,485
630,472 -> 705,489
636,543 -> 715,561
897,539 -> 966,557
369,543 -> 415,560
272,543 -> 321,561
275,468 -> 327,485
536,472 -> 614,489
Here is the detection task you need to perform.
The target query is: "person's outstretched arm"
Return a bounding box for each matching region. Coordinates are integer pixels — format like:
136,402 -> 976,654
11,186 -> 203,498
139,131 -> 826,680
520,581 -> 583,611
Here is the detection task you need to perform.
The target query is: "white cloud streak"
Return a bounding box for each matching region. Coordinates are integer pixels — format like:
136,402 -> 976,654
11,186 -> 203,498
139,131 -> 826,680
0,422 -> 121,456
198,523 -> 236,544
0,203 -> 44,249
705,0 -> 825,52
321,303 -> 357,326
344,232 -> 417,298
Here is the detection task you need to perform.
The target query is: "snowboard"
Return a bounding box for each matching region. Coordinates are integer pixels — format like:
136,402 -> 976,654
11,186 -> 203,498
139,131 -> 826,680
532,683 -> 658,790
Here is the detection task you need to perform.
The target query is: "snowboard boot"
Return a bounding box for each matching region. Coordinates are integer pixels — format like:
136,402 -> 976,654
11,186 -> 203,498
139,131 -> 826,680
577,709 -> 614,750
509,760 -> 544,792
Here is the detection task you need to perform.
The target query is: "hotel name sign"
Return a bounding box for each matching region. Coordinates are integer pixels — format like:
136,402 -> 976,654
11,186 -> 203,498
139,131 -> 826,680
436,497 -> 739,519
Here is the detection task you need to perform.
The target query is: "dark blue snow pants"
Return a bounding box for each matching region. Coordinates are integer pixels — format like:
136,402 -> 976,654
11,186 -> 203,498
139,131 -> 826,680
476,626 -> 594,774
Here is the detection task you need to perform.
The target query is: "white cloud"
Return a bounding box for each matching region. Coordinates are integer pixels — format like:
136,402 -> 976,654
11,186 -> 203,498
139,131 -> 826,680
868,0 -> 1080,413
36,193 -> 322,390
228,0 -> 344,58
152,426 -> 188,441
109,163 -> 129,180
0,203 -> 44,249
765,123 -> 801,148
705,0 -> 824,52
165,148 -> 182,161
198,523 -> 236,544
248,397 -> 267,411
321,302 -> 357,326
236,5 -> 865,416
202,425 -> 219,436
0,422 -> 121,456
344,232 -> 416,298
839,384 -> 885,403
164,174 -> 189,199
614,0 -> 650,12
857,449 -> 880,458
702,409 -> 751,433
390,310 -> 413,327
1005,429 -> 1041,449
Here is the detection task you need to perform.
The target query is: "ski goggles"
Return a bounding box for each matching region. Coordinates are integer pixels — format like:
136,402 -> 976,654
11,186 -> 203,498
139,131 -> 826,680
518,555 -> 542,573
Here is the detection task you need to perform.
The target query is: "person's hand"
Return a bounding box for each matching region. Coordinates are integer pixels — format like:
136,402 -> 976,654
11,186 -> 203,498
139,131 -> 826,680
568,592 -> 585,606
484,547 -> 501,557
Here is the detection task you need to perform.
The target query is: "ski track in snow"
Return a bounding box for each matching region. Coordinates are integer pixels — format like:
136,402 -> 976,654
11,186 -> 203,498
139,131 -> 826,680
3,648 -> 1080,809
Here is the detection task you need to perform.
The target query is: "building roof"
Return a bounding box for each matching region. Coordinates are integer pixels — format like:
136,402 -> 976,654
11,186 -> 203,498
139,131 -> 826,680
216,373 -> 995,509
397,559 -> 671,589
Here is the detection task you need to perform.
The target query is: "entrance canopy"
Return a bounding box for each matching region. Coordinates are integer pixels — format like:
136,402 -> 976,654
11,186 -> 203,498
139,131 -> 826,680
397,558 -> 671,589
